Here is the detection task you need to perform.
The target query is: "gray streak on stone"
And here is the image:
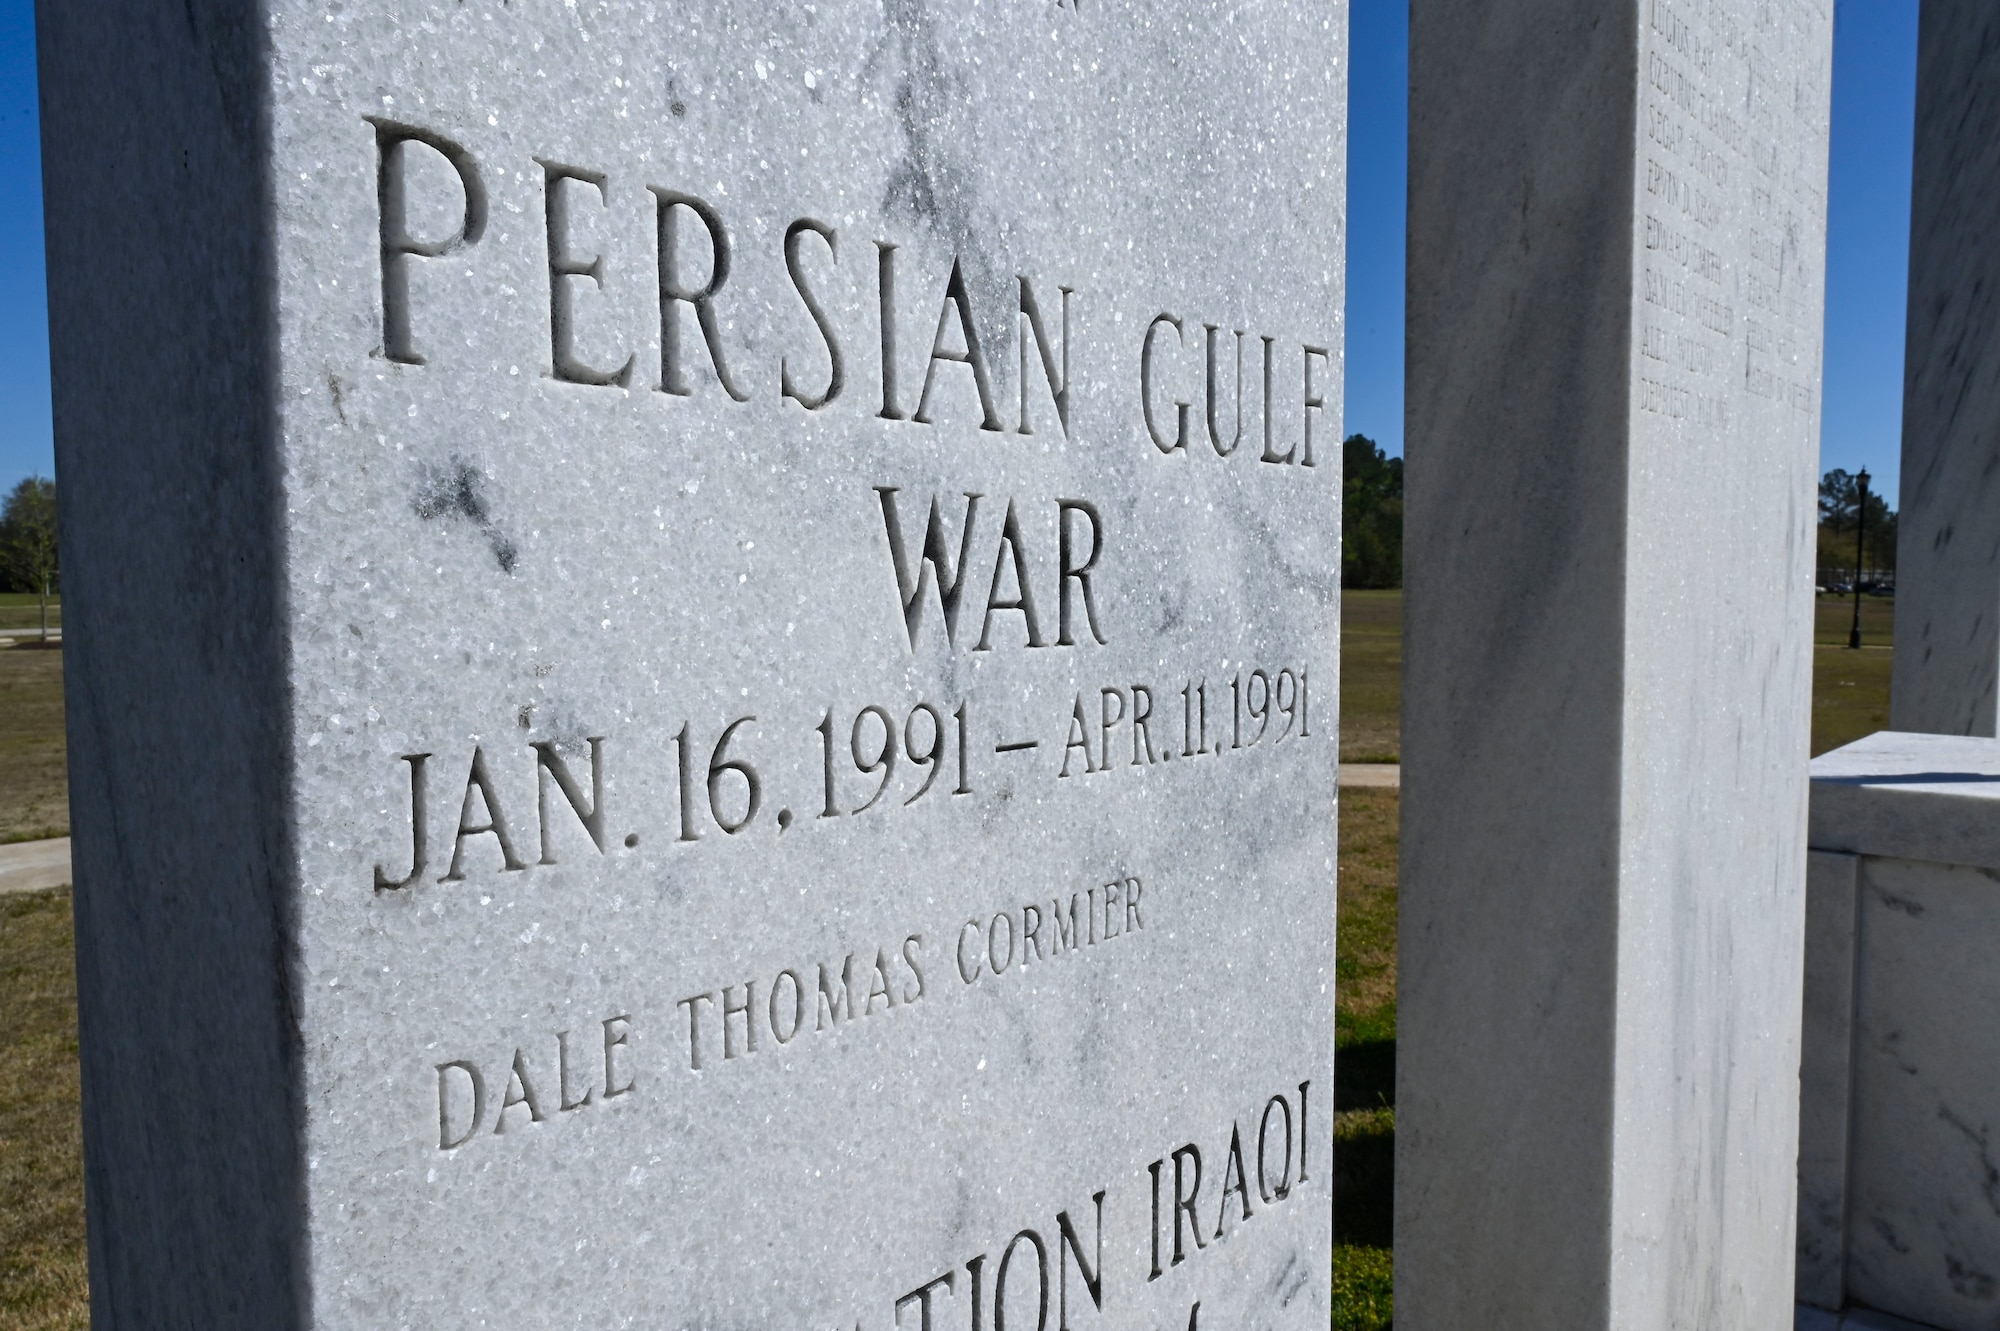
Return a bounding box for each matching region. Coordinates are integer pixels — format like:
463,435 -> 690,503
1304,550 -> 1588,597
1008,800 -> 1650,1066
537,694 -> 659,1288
1891,0 -> 2000,739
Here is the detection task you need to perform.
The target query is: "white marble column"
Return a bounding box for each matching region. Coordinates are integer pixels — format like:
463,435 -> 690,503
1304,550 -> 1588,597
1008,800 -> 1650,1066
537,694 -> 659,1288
1399,1 -> 1832,1327
1890,0 -> 2000,738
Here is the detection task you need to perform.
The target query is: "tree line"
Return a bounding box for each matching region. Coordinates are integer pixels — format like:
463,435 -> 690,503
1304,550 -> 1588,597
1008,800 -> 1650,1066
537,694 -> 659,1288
1342,434 -> 1402,589
1338,450 -> 1895,594
0,461 -> 1888,606
0,477 -> 59,633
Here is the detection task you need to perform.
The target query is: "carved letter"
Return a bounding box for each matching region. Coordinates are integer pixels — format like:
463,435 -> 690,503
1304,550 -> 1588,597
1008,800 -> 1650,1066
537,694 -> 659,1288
1056,1192 -> 1106,1331
677,992 -> 715,1070
649,188 -> 748,400
968,1256 -> 988,1331
995,1229 -> 1049,1331
1257,1093 -> 1293,1202
895,1272 -> 957,1331
493,1049 -> 546,1132
976,500 -> 1048,650
1142,314 -> 1189,453
782,219 -> 844,409
1052,894 -> 1079,951
878,241 -> 905,420
1018,278 -> 1073,438
770,969 -> 806,1044
532,736 -> 606,863
1059,694 -> 1094,778
442,746 -> 527,881
1214,1124 -> 1253,1236
557,1029 -> 595,1111
366,118 -> 486,365
1302,344 -> 1330,468
987,912 -> 1016,976
1130,686 -> 1156,765
1205,324 -> 1246,456
1172,1144 -> 1206,1262
957,918 -> 985,983
436,1059 -> 486,1149
1148,1158 -> 1165,1280
902,934 -> 927,1002
1259,335 -> 1295,463
1297,1079 -> 1312,1181
375,752 -> 430,891
722,981 -> 758,1057
864,948 -> 898,1013
1057,499 -> 1107,646
817,955 -> 855,1029
878,487 -> 983,650
539,161 -> 634,386
915,257 -> 1003,431
602,1015 -> 634,1097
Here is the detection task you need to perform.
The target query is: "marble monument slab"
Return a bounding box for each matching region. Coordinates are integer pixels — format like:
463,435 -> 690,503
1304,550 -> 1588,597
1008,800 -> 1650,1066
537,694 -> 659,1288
1400,0 -> 1831,1326
1890,0 -> 2000,738
38,2 -> 1345,1325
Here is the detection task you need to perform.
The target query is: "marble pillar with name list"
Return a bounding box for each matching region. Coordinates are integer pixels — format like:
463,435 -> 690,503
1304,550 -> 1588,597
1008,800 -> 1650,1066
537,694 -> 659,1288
1400,0 -> 1832,1326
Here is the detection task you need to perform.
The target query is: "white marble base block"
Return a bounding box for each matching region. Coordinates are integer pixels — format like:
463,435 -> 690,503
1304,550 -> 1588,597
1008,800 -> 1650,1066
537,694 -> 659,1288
1400,0 -> 1831,1326
1802,733 -> 2000,1330
1890,0 -> 2000,738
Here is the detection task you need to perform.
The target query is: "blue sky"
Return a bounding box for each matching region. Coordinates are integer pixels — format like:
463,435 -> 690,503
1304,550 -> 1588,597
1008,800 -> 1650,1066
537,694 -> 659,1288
1346,0 -> 1920,501
0,0 -> 45,498
0,1 -> 1919,502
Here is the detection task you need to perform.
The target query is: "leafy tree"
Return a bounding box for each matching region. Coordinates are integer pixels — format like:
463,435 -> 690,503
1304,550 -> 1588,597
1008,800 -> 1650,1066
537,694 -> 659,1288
1343,434 -> 1403,589
1817,468 -> 1895,585
0,477 -> 58,639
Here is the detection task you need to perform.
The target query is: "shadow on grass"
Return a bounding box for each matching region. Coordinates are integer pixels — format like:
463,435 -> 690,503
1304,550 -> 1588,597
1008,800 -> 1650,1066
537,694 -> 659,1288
1336,1037 -> 1395,1111
1333,1045 -> 1395,1328
1335,1038 -> 1395,1251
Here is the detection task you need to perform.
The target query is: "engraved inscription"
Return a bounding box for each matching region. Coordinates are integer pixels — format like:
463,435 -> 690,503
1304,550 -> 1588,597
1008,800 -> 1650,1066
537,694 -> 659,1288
1637,0 -> 1826,425
677,934 -> 928,1070
876,490 -> 1107,653
1145,1080 -> 1314,1284
1139,313 -> 1326,467
371,661 -> 1316,887
366,117 -> 487,365
955,875 -> 1145,985
359,127 -> 1150,453
435,1014 -> 634,1150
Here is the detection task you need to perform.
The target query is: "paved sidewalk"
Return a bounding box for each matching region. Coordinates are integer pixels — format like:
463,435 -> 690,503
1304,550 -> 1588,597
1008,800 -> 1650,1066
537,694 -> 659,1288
0,836 -> 71,896
1338,763 -> 1400,789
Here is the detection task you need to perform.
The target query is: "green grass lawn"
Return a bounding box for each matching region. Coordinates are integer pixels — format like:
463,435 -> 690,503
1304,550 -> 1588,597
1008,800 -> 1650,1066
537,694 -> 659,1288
0,593 -> 61,634
0,648 -> 68,845
0,888 -> 87,1330
1333,787 -> 1397,1328
1813,593 -> 1894,757
0,589 -> 1903,1328
1339,591 -> 1402,763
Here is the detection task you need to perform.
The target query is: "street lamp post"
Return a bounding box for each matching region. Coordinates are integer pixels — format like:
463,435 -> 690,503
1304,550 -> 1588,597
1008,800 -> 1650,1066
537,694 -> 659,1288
1849,467 -> 1870,650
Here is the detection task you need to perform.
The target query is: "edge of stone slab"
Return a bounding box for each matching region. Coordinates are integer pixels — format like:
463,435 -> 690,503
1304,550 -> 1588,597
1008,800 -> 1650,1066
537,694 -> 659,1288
1798,1304 -> 1948,1331
1809,731 -> 2000,870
